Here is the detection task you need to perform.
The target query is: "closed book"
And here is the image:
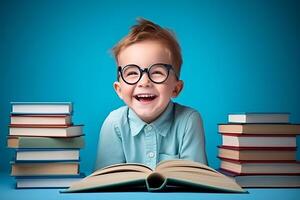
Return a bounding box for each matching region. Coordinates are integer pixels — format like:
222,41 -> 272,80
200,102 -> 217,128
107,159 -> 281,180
218,146 -> 297,161
221,134 -> 297,147
9,125 -> 83,137
10,114 -> 72,125
219,158 -> 300,175
15,149 -> 80,161
228,113 -> 290,124
11,162 -> 79,176
62,159 -> 245,193
7,135 -> 84,148
219,169 -> 300,188
11,102 -> 72,114
15,174 -> 85,189
218,124 -> 300,135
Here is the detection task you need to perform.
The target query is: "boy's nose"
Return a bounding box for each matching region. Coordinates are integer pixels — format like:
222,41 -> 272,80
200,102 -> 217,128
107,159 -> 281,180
137,72 -> 151,87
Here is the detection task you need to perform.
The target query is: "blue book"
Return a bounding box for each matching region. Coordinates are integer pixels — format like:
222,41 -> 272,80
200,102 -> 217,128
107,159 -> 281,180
11,102 -> 73,115
15,173 -> 85,189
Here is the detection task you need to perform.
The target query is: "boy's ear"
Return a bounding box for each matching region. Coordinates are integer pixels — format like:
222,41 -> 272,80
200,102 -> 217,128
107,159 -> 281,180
172,80 -> 184,98
113,81 -> 123,100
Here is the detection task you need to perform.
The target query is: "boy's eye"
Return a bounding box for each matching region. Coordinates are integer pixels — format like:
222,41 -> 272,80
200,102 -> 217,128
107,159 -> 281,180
125,71 -> 139,77
150,67 -> 168,76
152,70 -> 164,75
150,65 -> 168,77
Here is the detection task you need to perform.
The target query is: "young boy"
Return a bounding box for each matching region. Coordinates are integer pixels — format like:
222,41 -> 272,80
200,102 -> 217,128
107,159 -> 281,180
95,18 -> 207,170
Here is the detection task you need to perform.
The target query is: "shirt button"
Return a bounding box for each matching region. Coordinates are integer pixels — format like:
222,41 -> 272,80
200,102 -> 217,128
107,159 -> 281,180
146,125 -> 153,132
148,152 -> 155,158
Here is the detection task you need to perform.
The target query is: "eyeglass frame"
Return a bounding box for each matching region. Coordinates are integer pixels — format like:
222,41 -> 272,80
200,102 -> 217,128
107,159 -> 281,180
117,63 -> 178,85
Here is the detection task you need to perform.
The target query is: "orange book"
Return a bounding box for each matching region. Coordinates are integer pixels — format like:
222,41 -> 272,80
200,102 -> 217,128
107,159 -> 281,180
11,162 -> 79,176
10,114 -> 72,125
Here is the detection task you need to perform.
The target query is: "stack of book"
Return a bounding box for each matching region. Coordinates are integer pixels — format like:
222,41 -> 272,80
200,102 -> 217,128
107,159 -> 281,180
7,102 -> 85,188
218,113 -> 300,188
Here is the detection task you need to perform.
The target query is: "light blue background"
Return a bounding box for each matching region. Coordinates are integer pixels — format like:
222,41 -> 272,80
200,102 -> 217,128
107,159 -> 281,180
1,0 -> 300,174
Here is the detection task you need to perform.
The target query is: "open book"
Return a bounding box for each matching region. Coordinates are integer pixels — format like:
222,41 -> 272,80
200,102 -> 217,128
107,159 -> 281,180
62,159 -> 245,193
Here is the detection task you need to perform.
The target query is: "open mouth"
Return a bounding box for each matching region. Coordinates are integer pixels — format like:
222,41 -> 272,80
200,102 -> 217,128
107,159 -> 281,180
134,94 -> 157,102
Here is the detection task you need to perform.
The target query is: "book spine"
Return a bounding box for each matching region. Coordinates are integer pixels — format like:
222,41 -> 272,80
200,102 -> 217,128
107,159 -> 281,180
145,172 -> 167,191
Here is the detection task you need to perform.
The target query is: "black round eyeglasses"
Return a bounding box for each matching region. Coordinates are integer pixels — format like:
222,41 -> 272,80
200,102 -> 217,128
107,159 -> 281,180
118,63 -> 177,85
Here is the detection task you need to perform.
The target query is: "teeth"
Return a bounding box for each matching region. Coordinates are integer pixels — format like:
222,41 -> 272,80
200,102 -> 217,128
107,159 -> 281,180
137,94 -> 155,98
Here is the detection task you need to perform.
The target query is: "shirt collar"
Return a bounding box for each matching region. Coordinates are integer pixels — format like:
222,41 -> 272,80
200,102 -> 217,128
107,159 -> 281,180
128,101 -> 174,137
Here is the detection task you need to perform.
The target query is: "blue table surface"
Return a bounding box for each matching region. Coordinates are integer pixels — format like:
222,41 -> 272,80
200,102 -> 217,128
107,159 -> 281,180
1,172 -> 300,200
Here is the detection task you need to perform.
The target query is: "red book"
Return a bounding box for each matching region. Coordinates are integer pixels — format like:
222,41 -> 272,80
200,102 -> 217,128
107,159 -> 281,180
219,157 -> 300,175
9,124 -> 83,137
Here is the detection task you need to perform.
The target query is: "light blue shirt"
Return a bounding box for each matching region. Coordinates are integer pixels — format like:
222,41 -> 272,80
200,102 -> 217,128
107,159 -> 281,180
95,101 -> 208,170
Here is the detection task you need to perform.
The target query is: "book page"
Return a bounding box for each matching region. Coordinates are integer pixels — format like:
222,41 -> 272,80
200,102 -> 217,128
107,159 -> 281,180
158,166 -> 222,177
89,163 -> 152,177
66,171 -> 148,192
156,160 -> 219,174
162,171 -> 245,192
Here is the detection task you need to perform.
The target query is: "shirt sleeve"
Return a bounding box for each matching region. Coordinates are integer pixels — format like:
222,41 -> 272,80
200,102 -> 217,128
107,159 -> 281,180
94,113 -> 126,170
179,111 -> 208,165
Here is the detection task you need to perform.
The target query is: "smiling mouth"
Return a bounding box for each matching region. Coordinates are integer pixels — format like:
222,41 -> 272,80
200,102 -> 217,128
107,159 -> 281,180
134,94 -> 157,102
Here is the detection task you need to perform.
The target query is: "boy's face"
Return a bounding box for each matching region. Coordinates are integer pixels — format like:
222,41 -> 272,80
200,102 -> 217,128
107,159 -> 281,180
113,40 -> 183,123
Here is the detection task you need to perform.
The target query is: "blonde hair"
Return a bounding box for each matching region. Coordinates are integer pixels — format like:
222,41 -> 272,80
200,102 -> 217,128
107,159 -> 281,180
112,18 -> 183,77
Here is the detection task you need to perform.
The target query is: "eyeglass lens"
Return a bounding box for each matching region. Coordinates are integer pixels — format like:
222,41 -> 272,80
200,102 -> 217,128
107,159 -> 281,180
122,64 -> 169,84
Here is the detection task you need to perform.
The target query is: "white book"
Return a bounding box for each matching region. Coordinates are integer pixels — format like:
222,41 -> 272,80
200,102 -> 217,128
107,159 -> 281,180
228,113 -> 290,124
16,149 -> 80,161
11,102 -> 72,114
9,125 -> 83,137
222,134 -> 296,147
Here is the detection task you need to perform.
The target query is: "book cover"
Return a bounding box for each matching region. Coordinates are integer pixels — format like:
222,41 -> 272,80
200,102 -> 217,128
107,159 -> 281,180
62,159 -> 245,193
220,134 -> 297,147
9,125 -> 84,137
218,146 -> 297,161
218,124 -> 300,135
11,102 -> 73,114
15,173 -> 85,189
15,149 -> 80,161
11,161 -> 80,176
219,158 -> 300,175
219,169 -> 300,188
10,114 -> 72,125
7,135 -> 85,148
228,113 -> 290,124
